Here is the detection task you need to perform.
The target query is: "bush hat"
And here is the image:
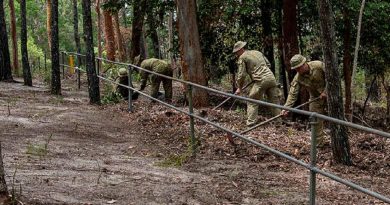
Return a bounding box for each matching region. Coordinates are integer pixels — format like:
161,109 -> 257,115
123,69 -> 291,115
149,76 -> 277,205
119,67 -> 127,77
290,54 -> 307,69
232,41 -> 247,53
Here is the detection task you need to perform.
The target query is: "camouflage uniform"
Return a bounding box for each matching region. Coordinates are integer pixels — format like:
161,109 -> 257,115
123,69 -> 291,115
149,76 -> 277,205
140,58 -> 173,101
115,68 -> 132,100
236,50 -> 280,126
284,60 -> 327,144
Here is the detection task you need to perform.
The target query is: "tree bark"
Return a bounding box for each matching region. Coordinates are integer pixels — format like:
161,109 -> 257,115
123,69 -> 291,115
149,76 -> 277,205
261,0 -> 275,74
146,12 -> 161,59
0,142 -> 8,197
20,0 -> 32,86
276,0 -> 288,99
350,0 -> 366,121
130,0 -> 147,62
51,0 -> 61,95
95,0 -> 102,59
82,0 -> 101,104
47,0 -> 52,49
342,1 -> 353,121
282,0 -> 299,83
317,0 -> 352,165
73,0 -> 82,63
102,0 -> 116,61
0,0 -> 13,81
176,0 -> 208,107
9,0 -> 18,74
113,12 -> 126,61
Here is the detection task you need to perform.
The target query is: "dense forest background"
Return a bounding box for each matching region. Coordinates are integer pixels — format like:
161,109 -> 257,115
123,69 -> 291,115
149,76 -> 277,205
1,0 -> 390,123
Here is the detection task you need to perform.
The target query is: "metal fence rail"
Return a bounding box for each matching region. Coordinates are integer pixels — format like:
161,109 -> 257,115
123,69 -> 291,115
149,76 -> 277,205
60,51 -> 390,204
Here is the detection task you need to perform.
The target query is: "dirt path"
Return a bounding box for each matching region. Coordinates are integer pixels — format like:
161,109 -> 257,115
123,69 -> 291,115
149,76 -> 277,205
0,79 -> 388,205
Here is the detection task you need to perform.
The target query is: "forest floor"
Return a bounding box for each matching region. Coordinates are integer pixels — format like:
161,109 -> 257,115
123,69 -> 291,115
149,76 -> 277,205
0,76 -> 389,205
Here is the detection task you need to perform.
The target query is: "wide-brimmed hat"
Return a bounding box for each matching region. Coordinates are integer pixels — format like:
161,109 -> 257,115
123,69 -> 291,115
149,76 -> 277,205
232,41 -> 247,53
119,67 -> 127,77
290,54 -> 307,69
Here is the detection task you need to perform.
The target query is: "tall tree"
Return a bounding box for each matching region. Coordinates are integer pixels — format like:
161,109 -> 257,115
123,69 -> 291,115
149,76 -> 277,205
282,0 -> 299,83
113,12 -> 126,61
102,0 -> 116,60
95,0 -> 103,59
317,0 -> 352,165
129,0 -> 147,61
51,0 -> 61,95
176,0 -> 208,107
0,143 -> 8,200
276,0 -> 288,99
145,2 -> 161,59
9,0 -> 18,74
0,0 -> 13,81
20,0 -> 32,86
82,0 -> 101,104
46,0 -> 52,49
73,0 -> 82,60
261,0 -> 275,74
342,1 -> 353,121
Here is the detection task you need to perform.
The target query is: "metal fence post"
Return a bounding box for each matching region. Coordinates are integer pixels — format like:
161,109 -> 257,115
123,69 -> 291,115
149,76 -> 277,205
127,65 -> 133,112
187,85 -> 196,155
309,115 -> 318,205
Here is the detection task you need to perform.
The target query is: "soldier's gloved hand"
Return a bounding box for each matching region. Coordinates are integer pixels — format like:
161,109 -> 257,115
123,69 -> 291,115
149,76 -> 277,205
281,110 -> 289,117
235,88 -> 241,95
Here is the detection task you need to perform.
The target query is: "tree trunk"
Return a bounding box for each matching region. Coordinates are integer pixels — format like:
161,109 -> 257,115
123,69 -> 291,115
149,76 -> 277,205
317,0 -> 352,165
282,0 -> 299,83
350,0 -> 366,121
51,0 -> 61,95
113,12 -> 126,61
95,0 -> 102,59
130,0 -> 147,62
0,0 -> 13,81
102,0 -> 116,61
73,0 -> 82,63
82,0 -> 101,104
261,0 -> 275,74
383,75 -> 390,128
342,1 -> 353,121
276,0 -> 288,99
176,0 -> 208,107
47,0 -> 52,49
0,142 -> 8,198
146,12 -> 161,59
9,0 -> 18,74
20,0 -> 32,86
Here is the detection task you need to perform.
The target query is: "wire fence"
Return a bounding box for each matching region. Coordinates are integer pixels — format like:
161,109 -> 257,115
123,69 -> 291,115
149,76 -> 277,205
60,51 -> 390,204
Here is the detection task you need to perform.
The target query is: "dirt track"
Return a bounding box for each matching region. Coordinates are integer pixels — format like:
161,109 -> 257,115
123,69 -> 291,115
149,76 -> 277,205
0,78 -> 389,204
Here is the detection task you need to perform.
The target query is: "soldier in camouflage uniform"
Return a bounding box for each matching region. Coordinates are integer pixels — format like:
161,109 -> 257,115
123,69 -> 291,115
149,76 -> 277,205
281,54 -> 327,146
233,41 -> 280,126
135,56 -> 173,102
115,67 -> 131,100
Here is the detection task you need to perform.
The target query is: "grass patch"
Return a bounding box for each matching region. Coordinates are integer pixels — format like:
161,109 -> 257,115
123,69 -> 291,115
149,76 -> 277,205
26,134 -> 52,157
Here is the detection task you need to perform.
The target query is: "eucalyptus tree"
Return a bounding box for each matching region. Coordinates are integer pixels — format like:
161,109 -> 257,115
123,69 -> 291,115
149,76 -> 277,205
82,0 -> 101,104
317,0 -> 352,165
0,0 -> 13,81
9,0 -> 18,74
0,143 -> 8,200
50,0 -> 61,95
21,0 -> 32,86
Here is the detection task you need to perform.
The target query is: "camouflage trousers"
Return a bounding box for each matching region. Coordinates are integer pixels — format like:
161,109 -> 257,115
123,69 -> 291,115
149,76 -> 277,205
247,79 -> 280,126
310,97 -> 327,145
150,69 -> 173,102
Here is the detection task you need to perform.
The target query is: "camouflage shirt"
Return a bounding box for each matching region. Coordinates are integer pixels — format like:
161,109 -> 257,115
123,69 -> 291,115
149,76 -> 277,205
284,61 -> 326,107
236,50 -> 275,88
140,58 -> 171,88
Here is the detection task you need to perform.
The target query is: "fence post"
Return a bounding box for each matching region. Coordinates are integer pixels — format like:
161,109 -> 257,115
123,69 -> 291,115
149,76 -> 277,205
127,65 -> 133,112
309,114 -> 318,205
187,85 -> 197,155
